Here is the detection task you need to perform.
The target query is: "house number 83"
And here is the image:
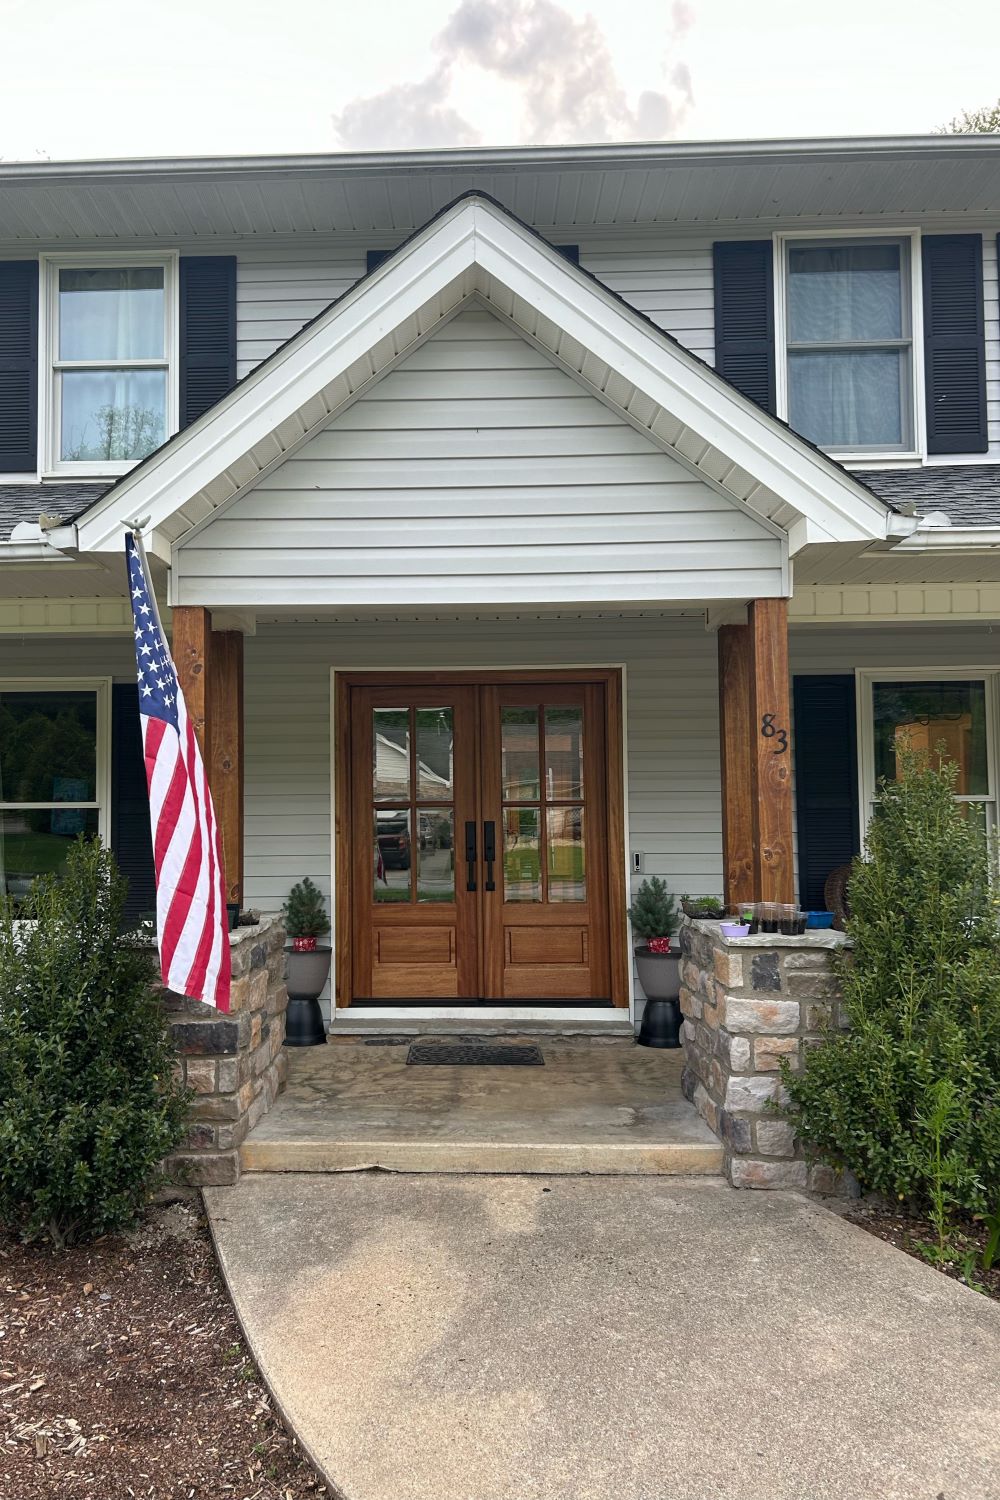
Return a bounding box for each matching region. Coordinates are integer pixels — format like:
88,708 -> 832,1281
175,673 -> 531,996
760,713 -> 788,754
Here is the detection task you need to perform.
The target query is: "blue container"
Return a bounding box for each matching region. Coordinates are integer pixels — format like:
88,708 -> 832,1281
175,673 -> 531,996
805,911 -> 834,929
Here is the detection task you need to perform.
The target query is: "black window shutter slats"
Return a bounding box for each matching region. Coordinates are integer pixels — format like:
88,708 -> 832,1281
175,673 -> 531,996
713,240 -> 776,414
0,260 -> 38,472
922,235 -> 988,455
792,675 -> 860,911
111,683 -> 157,929
179,256 -> 237,430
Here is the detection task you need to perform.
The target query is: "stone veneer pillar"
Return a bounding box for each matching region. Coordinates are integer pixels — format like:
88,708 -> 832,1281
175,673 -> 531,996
161,917 -> 289,1186
679,916 -> 850,1190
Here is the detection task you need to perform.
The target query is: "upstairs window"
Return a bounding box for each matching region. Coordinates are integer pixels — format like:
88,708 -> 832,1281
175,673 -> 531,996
783,238 -> 915,455
46,259 -> 176,472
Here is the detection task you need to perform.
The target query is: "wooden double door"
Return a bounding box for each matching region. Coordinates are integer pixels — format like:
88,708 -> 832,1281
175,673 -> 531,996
342,671 -> 625,1005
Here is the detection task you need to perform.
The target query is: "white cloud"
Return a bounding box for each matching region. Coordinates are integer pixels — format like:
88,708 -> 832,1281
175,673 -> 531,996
333,0 -> 694,149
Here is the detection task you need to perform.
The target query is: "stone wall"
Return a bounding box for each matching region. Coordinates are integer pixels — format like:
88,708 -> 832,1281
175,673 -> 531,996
162,918 -> 289,1186
679,916 -> 850,1191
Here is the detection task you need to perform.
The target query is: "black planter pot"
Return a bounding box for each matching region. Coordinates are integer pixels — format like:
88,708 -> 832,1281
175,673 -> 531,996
635,944 -> 682,1050
284,944 -> 331,1048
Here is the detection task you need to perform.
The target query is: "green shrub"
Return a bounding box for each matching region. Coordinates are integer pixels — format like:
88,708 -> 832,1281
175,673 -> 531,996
282,876 -> 330,939
0,839 -> 189,1248
628,877 -> 677,939
783,748 -> 1000,1226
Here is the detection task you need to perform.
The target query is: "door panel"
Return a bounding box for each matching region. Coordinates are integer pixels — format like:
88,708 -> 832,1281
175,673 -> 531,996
480,682 -> 611,1002
348,674 -> 618,1005
351,685 -> 479,1000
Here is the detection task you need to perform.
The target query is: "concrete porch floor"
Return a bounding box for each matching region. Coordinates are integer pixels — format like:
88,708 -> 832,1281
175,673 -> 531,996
240,1037 -> 723,1175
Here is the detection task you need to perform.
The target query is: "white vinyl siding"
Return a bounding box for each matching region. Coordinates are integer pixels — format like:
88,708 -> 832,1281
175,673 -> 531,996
178,306 -> 783,609
236,235 -> 716,381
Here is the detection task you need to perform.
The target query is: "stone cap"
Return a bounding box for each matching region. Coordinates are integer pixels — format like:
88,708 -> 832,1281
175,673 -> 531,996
681,914 -> 851,951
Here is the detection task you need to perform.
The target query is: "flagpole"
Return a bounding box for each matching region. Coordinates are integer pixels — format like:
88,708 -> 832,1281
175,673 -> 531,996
126,517 -> 170,656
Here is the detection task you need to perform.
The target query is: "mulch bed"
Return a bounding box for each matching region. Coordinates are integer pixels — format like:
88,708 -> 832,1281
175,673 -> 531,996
0,1200 -> 327,1500
845,1201 -> 1000,1302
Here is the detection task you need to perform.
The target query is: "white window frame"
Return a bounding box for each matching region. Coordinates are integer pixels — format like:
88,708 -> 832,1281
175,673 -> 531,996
0,678 -> 112,876
773,228 -> 925,463
856,667 -> 1000,846
39,251 -> 179,478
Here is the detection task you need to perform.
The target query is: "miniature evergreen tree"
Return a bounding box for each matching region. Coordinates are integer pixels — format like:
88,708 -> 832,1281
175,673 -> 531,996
283,877 -> 331,940
627,877 -> 677,947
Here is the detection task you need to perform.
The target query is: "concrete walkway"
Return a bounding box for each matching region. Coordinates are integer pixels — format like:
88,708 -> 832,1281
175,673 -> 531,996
205,1175 -> 1000,1500
240,1040 -> 722,1175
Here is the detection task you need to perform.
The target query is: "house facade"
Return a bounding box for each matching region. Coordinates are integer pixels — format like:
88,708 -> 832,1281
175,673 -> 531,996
2,137 -> 1000,1025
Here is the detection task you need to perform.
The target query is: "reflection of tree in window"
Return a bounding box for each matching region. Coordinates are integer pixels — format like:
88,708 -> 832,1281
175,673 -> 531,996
64,403 -> 164,463
873,682 -> 988,796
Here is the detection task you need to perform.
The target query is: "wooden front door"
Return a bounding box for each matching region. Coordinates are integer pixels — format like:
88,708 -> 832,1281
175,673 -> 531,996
343,672 -> 625,1005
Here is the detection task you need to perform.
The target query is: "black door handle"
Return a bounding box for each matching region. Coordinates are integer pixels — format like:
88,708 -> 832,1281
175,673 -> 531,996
464,821 -> 477,892
483,820 -> 496,892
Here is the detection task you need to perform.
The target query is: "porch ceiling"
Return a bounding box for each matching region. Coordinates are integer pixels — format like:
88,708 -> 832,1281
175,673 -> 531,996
72,194 -> 895,566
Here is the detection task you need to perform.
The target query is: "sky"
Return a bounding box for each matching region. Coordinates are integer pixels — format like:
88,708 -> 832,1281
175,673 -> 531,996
1,0 -> 999,162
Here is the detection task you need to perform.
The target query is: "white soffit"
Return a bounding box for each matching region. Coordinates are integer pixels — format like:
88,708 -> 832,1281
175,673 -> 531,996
74,194 -> 894,558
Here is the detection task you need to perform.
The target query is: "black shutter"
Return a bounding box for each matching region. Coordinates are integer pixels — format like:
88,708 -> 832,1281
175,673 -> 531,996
179,256 -> 237,429
0,261 -> 38,471
792,675 -> 860,911
922,235 -> 988,455
366,249 -> 393,274
713,241 -> 776,414
111,683 -> 157,928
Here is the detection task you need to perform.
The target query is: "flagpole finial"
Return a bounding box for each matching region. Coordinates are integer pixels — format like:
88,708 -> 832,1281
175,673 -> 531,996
126,514 -> 152,535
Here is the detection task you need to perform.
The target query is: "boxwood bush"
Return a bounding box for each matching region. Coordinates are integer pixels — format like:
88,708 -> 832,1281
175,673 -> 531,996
784,748 -> 1000,1234
0,839 -> 188,1247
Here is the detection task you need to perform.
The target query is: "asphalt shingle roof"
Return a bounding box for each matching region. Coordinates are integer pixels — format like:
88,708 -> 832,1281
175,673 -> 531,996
0,483 -> 111,541
854,466 -> 1000,526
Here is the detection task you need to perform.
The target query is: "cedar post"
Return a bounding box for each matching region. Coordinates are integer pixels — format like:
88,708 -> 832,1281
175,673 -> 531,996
171,605 -> 244,907
717,599 -> 794,906
748,598 -> 794,903
718,623 -> 754,908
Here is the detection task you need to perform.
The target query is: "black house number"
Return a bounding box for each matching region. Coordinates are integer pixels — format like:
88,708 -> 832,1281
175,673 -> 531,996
760,713 -> 788,755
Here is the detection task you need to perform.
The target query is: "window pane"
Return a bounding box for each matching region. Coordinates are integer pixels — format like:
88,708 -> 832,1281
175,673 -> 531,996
544,705 -> 584,800
1,807 -> 99,907
373,710 -> 410,800
415,709 -> 453,800
873,681 -> 989,795
374,809 -> 411,902
547,806 -> 585,903
0,691 -> 97,803
788,243 -> 902,343
788,349 -> 905,448
59,267 -> 164,360
61,369 -> 166,461
416,810 -> 454,902
503,808 -> 540,902
501,707 -> 540,801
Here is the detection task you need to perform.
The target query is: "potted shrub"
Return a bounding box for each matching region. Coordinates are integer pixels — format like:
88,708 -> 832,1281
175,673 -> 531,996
681,894 -> 723,920
628,876 -> 681,1048
282,877 -> 330,1047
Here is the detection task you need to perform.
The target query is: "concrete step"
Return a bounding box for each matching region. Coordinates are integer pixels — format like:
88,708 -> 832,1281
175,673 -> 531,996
328,1016 -> 636,1040
240,1137 -> 723,1175
240,1041 -> 724,1178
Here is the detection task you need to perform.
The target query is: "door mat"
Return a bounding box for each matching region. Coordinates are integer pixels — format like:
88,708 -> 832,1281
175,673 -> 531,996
406,1042 -> 544,1067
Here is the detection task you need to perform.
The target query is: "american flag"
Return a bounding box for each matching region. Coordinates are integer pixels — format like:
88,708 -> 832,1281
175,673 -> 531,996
126,533 -> 231,1011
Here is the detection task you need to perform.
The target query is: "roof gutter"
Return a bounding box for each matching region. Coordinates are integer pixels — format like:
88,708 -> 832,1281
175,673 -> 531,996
2,134 -> 1000,184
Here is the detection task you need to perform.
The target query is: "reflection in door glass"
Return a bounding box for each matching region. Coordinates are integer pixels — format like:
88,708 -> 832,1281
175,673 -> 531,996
547,806 -> 585,902
501,707 -> 540,800
416,809 -> 455,902
544,705 -> 584,800
373,710 -> 410,800
503,807 -> 540,902
373,809 -> 411,902
415,709 -> 454,800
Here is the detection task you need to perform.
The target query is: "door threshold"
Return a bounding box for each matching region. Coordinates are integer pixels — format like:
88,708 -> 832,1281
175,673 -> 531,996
329,1005 -> 635,1036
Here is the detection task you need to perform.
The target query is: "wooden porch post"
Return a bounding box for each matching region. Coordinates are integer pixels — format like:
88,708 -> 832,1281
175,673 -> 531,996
718,599 -> 794,906
718,623 -> 754,908
171,606 -> 245,907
